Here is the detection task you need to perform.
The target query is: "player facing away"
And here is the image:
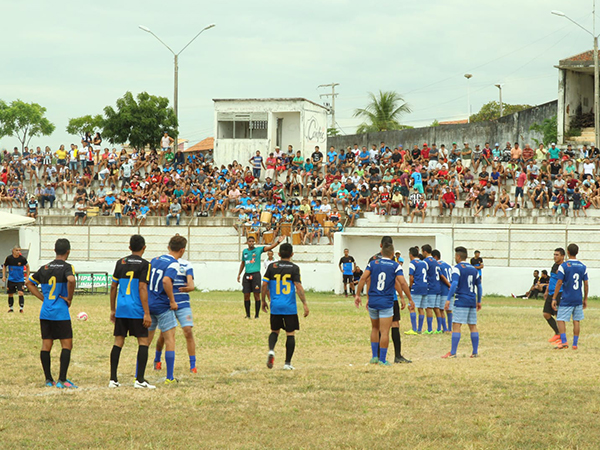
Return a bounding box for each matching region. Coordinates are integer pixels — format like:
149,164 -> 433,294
405,247 -> 428,335
355,242 -> 412,365
108,234 -> 155,389
422,244 -> 448,334
25,239 -> 77,388
237,235 -> 283,319
543,248 -> 565,344
3,246 -> 29,313
432,249 -> 453,332
147,235 -> 187,384
339,248 -> 356,297
442,246 -> 482,359
261,243 -> 309,370
154,257 -> 197,373
552,244 -> 588,350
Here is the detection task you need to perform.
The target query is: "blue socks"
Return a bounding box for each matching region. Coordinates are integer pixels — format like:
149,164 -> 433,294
379,348 -> 388,364
371,342 -> 379,359
426,316 -> 433,333
417,314 -> 424,332
190,355 -> 196,370
441,316 -> 448,332
165,351 -> 175,380
573,335 -> 579,347
471,332 -> 479,355
410,312 -> 417,331
154,350 -> 162,363
560,333 -> 567,344
451,332 -> 461,355
447,312 -> 453,330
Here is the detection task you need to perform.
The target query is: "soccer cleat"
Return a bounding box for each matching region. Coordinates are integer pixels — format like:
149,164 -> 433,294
423,331 -> 433,335
266,350 -> 275,369
572,345 -> 578,350
378,360 -> 392,366
244,315 -> 251,319
434,330 -> 443,335
548,335 -> 561,343
554,342 -> 569,350
369,357 -> 379,364
164,378 -> 179,385
108,380 -> 121,389
283,364 -> 295,370
404,329 -> 419,335
154,361 -> 162,371
190,367 -> 197,374
19,308 -> 23,313
441,352 -> 457,359
45,380 -> 55,387
56,379 -> 78,389
134,380 -> 156,389
7,308 -> 13,313
511,293 -> 516,298
470,353 -> 479,358
394,356 -> 412,364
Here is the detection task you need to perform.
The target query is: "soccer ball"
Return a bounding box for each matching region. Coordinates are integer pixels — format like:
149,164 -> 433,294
77,312 -> 88,321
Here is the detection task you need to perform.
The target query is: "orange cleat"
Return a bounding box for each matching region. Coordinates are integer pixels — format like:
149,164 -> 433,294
548,335 -> 561,343
441,352 -> 456,359
554,342 -> 569,350
572,346 -> 578,350
154,361 -> 162,371
190,367 -> 197,373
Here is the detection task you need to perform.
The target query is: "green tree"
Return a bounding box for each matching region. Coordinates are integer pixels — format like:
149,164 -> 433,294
529,115 -> 558,146
469,101 -> 533,123
354,91 -> 412,133
66,114 -> 104,139
102,91 -> 177,150
0,100 -> 55,150
430,119 -> 440,127
327,127 -> 340,137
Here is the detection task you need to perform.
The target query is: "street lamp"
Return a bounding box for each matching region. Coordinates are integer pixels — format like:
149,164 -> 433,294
139,23 -> 216,148
464,74 -> 473,123
552,8 -> 599,147
495,84 -> 503,118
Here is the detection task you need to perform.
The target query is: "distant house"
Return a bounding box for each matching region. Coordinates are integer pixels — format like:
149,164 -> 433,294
438,119 -> 468,125
185,137 -> 214,159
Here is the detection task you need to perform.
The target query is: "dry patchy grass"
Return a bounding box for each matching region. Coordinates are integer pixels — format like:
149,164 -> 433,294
1,292 -> 600,449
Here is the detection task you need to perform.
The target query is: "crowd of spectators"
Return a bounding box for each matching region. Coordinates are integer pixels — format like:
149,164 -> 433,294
1,134 -> 600,240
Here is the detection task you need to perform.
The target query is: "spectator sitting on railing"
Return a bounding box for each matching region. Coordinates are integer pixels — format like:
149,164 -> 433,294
27,195 -> 38,218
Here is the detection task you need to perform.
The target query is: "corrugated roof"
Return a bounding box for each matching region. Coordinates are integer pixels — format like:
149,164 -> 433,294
185,137 -> 214,152
213,97 -> 328,110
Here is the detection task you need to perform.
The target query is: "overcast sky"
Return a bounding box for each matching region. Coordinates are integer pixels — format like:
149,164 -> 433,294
1,0 -> 597,150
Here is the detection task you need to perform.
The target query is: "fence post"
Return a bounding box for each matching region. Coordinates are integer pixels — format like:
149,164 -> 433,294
238,225 -> 242,260
507,226 -> 511,267
565,226 -> 569,250
188,225 -> 192,256
87,225 -> 91,261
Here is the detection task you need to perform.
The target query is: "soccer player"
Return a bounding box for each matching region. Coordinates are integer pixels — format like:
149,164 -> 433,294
25,239 -> 77,388
433,250 -> 454,331
108,234 -> 155,389
470,250 -> 484,280
154,257 -> 197,373
355,242 -> 412,365
543,248 -> 565,344
147,235 -> 187,384
552,244 -> 588,350
339,248 -> 356,297
261,243 -> 309,370
442,246 -> 482,359
3,246 -> 29,313
405,247 -> 428,335
422,244 -> 447,334
237,235 -> 283,319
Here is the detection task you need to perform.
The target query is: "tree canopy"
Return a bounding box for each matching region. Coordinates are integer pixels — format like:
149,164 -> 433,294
469,101 -> 533,123
66,114 -> 104,138
0,100 -> 55,150
354,91 -> 412,134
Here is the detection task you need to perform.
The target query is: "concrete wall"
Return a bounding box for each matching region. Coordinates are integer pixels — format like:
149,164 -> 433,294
564,70 -> 594,129
273,112 -> 301,153
328,101 -> 558,150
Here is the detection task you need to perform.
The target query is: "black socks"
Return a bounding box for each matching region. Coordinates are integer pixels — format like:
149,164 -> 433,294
8,296 -> 13,308
137,345 -> 149,382
255,301 -> 261,318
40,350 -> 52,381
391,328 -> 401,358
268,332 -> 279,351
110,345 -> 122,382
19,295 -> 24,308
244,300 -> 251,317
285,336 -> 296,364
59,349 -> 71,382
547,317 -> 559,335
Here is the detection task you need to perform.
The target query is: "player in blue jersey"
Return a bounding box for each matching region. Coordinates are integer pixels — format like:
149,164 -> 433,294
552,244 -> 589,350
432,249 -> 453,332
442,246 -> 482,359
3,246 -> 30,313
147,235 -> 187,384
422,245 -> 449,334
261,243 -> 309,370
339,248 -> 356,297
543,248 -> 565,344
108,234 -> 155,389
26,239 -> 77,388
154,257 -> 197,373
355,242 -> 412,365
405,247 -> 429,334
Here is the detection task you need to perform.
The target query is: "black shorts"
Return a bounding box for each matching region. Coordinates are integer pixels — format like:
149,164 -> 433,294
7,281 -> 24,294
343,275 -> 354,284
40,319 -> 73,340
113,317 -> 148,338
543,292 -> 562,316
75,212 -> 86,217
270,314 -> 300,332
393,301 -> 401,322
242,272 -> 261,294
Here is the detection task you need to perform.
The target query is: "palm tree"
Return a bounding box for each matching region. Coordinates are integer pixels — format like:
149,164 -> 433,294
354,91 -> 412,134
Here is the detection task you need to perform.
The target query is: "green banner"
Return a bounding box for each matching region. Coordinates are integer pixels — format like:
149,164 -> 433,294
77,273 -> 109,289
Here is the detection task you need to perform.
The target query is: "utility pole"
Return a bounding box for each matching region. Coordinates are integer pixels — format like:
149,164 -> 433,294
464,74 -> 473,123
318,83 -> 339,130
495,84 -> 503,118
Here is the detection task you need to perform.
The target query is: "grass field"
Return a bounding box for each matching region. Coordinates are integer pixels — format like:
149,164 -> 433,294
1,291 -> 600,449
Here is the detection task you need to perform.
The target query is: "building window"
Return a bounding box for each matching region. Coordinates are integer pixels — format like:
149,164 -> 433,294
217,113 -> 268,139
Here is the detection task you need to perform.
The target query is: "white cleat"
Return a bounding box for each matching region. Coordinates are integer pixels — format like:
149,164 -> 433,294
134,380 -> 156,389
283,364 -> 295,371
108,380 -> 121,388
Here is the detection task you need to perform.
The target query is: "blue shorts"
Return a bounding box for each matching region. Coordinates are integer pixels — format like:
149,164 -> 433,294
557,305 -> 584,322
149,309 -> 177,332
175,306 -> 194,328
426,294 -> 438,309
414,183 -> 424,194
453,306 -> 477,325
368,306 -> 394,320
412,294 -> 426,309
436,294 -> 446,310
115,213 -> 122,219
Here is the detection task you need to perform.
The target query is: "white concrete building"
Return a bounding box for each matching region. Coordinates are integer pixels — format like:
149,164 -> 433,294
213,98 -> 328,168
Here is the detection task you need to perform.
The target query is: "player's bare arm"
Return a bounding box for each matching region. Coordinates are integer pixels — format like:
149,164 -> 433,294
25,278 -> 44,302
139,281 -> 151,328
395,277 -> 406,310
237,260 -> 245,283
397,276 -> 414,309
552,279 -> 563,310
583,279 -> 589,309
264,235 -> 284,252
60,275 -> 76,307
109,281 -> 118,323
178,274 -> 195,293
162,276 -> 178,310
354,269 -> 371,308
261,281 -> 270,313
295,282 -> 309,317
